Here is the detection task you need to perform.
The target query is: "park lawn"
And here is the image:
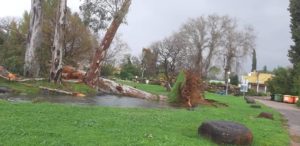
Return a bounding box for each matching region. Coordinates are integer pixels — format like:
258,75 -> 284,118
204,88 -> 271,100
0,78 -> 96,96
0,92 -> 289,146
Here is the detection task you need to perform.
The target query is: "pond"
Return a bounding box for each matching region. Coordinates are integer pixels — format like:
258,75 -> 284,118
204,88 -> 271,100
0,94 -> 171,109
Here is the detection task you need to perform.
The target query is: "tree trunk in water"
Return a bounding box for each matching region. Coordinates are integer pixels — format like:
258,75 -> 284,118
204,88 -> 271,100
84,0 -> 131,87
49,0 -> 67,83
97,77 -> 167,101
24,0 -> 43,78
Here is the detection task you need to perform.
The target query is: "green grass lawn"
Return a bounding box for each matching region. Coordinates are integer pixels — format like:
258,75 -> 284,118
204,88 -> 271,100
0,78 -> 96,96
0,92 -> 289,145
117,80 -> 168,96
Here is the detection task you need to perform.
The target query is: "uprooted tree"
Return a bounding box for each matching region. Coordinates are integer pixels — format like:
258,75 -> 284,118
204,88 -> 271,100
169,70 -> 206,107
84,0 -> 131,87
82,0 -> 167,100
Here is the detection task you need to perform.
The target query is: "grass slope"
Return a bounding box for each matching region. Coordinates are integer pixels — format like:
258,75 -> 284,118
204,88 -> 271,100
117,80 -> 168,96
0,78 -> 96,96
0,93 -> 289,146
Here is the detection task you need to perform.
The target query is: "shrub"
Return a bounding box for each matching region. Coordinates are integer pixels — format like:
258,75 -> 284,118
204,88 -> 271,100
168,70 -> 185,103
297,100 -> 300,107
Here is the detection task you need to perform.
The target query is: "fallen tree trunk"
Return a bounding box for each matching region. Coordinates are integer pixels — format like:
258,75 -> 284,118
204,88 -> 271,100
97,78 -> 167,101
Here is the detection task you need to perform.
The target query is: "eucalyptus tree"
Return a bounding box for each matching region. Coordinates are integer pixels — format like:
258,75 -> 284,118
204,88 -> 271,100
83,0 -> 132,87
49,0 -> 67,83
24,0 -> 43,77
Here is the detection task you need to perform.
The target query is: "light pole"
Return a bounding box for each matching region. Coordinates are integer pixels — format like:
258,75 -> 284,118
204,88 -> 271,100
225,71 -> 231,95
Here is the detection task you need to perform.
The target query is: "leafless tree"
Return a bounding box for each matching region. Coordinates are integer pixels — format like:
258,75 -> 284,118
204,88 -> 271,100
179,15 -> 226,78
221,18 -> 255,82
151,33 -> 185,90
103,33 -> 130,66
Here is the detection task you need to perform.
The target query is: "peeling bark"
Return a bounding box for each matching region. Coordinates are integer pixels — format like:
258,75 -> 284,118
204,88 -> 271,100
84,0 -> 131,87
97,78 -> 167,101
49,0 -> 67,83
24,0 -> 43,78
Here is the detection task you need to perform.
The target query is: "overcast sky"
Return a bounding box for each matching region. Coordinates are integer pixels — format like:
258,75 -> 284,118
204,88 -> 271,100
0,0 -> 292,72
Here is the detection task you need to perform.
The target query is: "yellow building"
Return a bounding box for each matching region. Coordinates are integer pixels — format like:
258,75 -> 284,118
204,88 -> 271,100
242,71 -> 273,93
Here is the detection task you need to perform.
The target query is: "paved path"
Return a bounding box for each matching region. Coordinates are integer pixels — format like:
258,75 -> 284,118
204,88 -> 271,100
256,99 -> 300,146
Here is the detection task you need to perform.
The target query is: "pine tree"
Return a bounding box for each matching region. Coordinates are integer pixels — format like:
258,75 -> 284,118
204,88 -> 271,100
288,0 -> 300,65
251,49 -> 257,72
288,0 -> 300,95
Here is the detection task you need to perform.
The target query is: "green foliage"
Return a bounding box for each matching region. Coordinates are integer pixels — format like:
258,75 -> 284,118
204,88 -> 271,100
100,64 -> 115,77
251,49 -> 257,72
120,56 -> 140,80
0,20 -> 26,75
266,67 -> 293,94
297,100 -> 300,107
291,64 -> 300,96
230,74 -> 239,86
262,65 -> 268,73
288,0 -> 300,97
288,0 -> 300,65
0,93 -> 289,146
0,78 -> 96,96
168,71 -> 185,103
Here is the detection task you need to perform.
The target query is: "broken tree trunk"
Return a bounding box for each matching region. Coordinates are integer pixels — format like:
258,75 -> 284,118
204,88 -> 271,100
24,0 -> 43,78
84,0 -> 131,87
49,0 -> 67,83
83,0 -> 165,101
97,78 -> 167,101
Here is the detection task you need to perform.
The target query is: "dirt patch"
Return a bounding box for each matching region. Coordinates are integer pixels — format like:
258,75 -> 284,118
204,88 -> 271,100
205,99 -> 228,108
291,135 -> 300,143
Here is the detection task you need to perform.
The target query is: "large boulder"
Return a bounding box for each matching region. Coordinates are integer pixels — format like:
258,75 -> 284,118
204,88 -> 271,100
257,112 -> 274,120
198,121 -> 253,145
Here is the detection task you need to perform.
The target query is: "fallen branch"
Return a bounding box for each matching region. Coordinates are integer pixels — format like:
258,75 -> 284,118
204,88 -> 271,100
17,78 -> 46,82
39,86 -> 85,97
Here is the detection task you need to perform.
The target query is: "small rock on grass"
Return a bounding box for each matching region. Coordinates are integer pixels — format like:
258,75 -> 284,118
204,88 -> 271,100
250,104 -> 262,108
257,112 -> 274,120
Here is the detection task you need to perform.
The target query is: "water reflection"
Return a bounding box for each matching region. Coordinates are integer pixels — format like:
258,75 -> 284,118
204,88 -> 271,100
0,94 -> 171,109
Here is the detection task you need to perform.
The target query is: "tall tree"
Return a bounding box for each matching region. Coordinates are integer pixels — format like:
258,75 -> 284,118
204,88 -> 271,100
49,0 -> 67,83
24,0 -> 43,77
251,49 -> 257,72
288,0 -> 300,65
84,0 -> 131,87
288,0 -> 300,94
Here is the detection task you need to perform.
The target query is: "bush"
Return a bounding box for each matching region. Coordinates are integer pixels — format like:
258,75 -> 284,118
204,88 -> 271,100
266,67 -> 293,95
297,100 -> 300,107
168,70 -> 185,103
